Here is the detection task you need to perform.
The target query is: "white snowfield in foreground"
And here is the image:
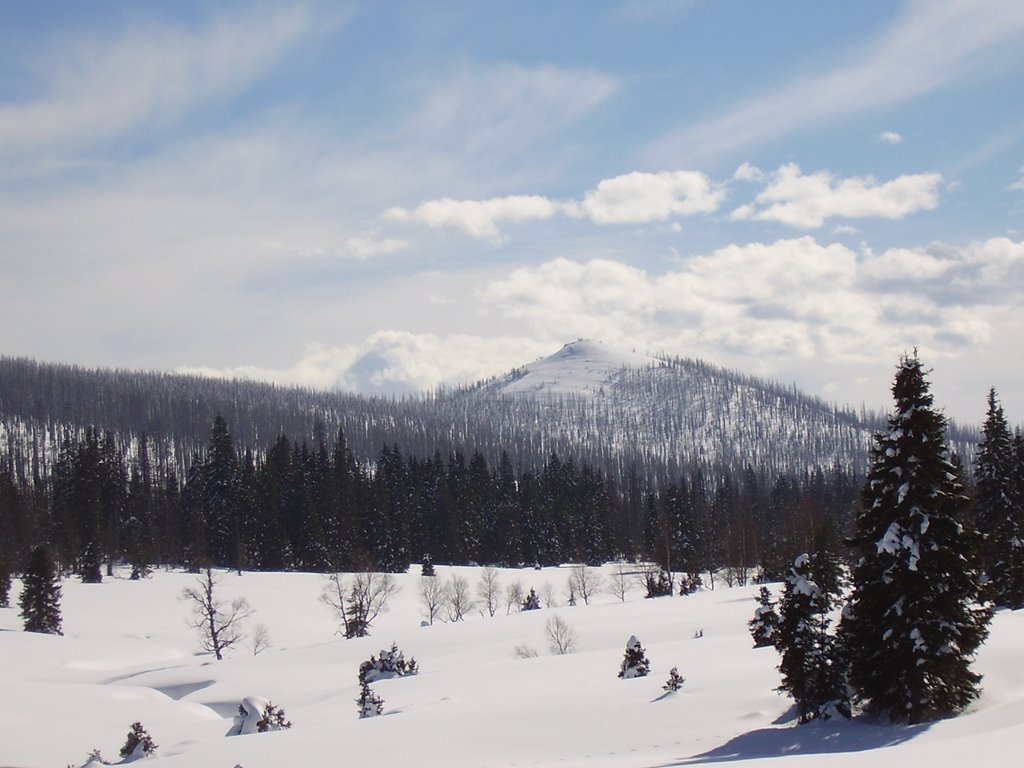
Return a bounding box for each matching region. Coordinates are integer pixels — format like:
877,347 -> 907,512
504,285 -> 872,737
2,565 -> 1023,768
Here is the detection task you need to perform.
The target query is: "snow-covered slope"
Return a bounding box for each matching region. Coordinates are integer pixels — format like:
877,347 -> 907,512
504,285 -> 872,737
494,339 -> 657,396
2,565 -> 1021,768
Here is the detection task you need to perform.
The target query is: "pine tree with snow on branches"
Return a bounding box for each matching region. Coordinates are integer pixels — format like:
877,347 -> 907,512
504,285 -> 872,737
841,353 -> 991,724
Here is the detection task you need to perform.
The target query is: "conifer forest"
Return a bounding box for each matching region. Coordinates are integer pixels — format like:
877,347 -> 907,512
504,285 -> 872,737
2,350 -> 1017,595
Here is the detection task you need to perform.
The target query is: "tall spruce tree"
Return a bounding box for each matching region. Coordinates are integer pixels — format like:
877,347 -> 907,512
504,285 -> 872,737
974,388 -> 1024,608
19,544 -> 62,634
841,354 -> 990,723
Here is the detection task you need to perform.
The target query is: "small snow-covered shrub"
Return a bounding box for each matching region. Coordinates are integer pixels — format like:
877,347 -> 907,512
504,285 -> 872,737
357,681 -> 384,718
644,567 -> 673,598
663,667 -> 685,693
420,554 -> 435,577
678,573 -> 703,595
119,721 -> 157,761
514,642 -> 539,659
749,586 -> 779,648
358,642 -> 418,684
618,635 -> 650,679
521,588 -> 541,611
232,697 -> 292,735
256,702 -> 292,732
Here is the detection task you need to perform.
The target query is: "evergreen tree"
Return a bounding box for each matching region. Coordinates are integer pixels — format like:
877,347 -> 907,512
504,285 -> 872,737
0,558 -> 11,607
748,586 -> 779,648
775,552 -> 848,723
663,666 -> 685,692
974,388 -> 1024,608
841,354 -> 991,723
618,635 -> 650,678
521,587 -> 541,611
19,544 -> 62,634
204,415 -> 243,570
357,680 -> 384,718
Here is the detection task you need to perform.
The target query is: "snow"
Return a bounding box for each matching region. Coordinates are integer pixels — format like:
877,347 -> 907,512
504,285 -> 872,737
3,564 -> 1024,767
496,339 -> 657,396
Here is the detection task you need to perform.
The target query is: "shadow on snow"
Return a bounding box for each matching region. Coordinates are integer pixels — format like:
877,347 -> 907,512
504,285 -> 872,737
659,714 -> 933,765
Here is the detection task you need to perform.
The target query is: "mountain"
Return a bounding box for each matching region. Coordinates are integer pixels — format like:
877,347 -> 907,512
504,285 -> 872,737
0,343 -> 974,491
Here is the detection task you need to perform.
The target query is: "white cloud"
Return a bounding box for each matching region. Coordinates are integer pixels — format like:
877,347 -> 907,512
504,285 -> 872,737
878,131 -> 904,144
832,225 -> 860,235
343,236 -> 409,260
180,332 -> 554,395
731,163 -> 942,228
733,162 -> 765,182
385,195 -> 561,242
1010,166 -> 1024,191
385,169 -> 722,240
646,0 -> 1024,163
482,235 -> 1024,370
570,171 -> 724,224
0,6 -> 316,155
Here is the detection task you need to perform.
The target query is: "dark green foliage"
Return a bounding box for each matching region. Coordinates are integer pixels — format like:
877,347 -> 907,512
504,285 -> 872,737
663,666 -> 685,692
842,354 -> 991,724
119,721 -> 157,760
644,567 -> 673,598
974,388 -> 1024,608
749,586 -> 778,648
775,551 -> 849,723
357,680 -> 384,718
0,558 -> 11,607
256,702 -> 292,733
19,544 -> 62,634
358,642 -> 419,684
521,588 -> 541,611
618,635 -> 650,678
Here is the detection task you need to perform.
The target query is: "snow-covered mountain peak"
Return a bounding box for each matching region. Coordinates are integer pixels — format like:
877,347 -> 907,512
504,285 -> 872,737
496,339 -> 658,396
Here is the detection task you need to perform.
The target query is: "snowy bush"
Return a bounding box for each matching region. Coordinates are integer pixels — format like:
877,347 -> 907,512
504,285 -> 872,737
643,566 -> 673,598
231,697 -> 293,735
618,635 -> 650,678
119,721 -> 157,761
678,573 -> 703,596
358,642 -> 418,684
748,586 -> 779,648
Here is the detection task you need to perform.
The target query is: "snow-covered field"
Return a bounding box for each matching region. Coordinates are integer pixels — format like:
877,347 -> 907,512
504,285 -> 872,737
2,564 -> 1022,768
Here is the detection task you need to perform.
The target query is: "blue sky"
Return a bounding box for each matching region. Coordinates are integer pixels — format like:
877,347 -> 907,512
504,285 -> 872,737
2,0 -> 1023,423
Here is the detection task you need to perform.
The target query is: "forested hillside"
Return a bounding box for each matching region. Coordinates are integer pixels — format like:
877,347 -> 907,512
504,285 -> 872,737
0,344 -> 983,582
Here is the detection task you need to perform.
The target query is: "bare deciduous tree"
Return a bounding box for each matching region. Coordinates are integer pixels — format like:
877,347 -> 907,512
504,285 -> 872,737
445,574 -> 474,622
250,623 -> 272,656
567,564 -> 603,605
321,570 -> 398,638
545,614 -> 578,655
418,575 -> 446,626
182,566 -> 252,660
540,581 -> 559,608
606,563 -> 634,602
504,579 -> 524,615
476,568 -> 501,618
